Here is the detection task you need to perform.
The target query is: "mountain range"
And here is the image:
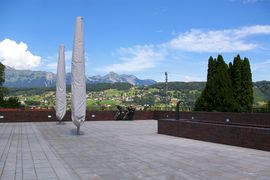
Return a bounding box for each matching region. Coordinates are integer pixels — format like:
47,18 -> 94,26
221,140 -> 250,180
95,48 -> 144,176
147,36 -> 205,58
3,66 -> 157,87
4,66 -> 270,102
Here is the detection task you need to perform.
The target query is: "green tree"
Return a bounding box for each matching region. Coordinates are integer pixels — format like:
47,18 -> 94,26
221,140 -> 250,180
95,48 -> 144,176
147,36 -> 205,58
195,55 -> 235,111
240,57 -> 253,111
0,62 -> 6,100
229,55 -> 253,112
230,54 -> 242,111
134,94 -> 155,106
195,56 -> 217,111
213,55 -> 235,111
0,63 -> 21,108
5,97 -> 21,108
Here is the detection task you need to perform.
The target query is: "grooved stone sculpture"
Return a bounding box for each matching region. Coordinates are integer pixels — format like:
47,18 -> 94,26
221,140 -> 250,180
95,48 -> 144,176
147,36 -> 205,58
71,16 -> 86,134
56,44 -> 66,122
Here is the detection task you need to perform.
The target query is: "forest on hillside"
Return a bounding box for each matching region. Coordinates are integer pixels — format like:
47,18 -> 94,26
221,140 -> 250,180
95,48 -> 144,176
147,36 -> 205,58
4,81 -> 270,111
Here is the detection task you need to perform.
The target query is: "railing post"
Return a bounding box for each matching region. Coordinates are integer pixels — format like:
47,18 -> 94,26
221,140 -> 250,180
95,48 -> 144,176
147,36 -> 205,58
175,101 -> 182,120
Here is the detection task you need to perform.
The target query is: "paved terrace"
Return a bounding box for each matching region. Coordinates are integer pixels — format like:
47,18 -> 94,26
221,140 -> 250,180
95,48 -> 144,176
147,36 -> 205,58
0,120 -> 269,180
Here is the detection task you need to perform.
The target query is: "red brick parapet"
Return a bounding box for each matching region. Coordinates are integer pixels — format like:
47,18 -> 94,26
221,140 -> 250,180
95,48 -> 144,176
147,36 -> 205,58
0,109 -> 154,122
158,119 -> 270,151
0,109 -> 269,127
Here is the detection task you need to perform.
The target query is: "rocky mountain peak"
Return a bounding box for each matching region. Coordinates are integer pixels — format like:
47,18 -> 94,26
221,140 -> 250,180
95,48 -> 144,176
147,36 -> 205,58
3,67 -> 156,87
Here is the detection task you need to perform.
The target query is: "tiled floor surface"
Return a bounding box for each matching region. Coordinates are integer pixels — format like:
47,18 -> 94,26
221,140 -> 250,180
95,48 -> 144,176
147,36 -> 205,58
0,120 -> 269,180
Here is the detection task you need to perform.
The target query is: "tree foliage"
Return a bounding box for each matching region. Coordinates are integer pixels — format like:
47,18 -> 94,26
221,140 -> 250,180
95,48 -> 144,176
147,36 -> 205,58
229,55 -> 253,112
240,57 -> 253,111
86,82 -> 133,91
230,55 -> 242,111
0,63 -> 5,99
195,55 -> 235,111
195,54 -> 253,112
0,62 -> 22,108
147,82 -> 205,91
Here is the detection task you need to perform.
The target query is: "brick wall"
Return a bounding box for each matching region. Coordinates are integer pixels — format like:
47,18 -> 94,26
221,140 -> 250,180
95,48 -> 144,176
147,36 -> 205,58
158,119 -> 270,151
0,109 -> 154,122
1,109 -> 269,151
0,109 -> 57,122
154,111 -> 270,128
0,109 -> 270,126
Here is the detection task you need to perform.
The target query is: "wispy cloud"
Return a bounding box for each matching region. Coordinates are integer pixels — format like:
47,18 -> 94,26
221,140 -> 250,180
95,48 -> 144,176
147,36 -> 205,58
167,25 -> 270,52
43,50 -> 92,73
252,59 -> 270,71
251,59 -> 270,80
43,50 -> 72,72
230,0 -> 270,4
101,25 -> 270,73
102,45 -> 166,73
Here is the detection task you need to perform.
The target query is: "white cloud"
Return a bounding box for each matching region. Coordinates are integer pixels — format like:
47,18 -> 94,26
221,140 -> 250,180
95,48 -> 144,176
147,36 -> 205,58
251,60 -> 270,80
230,0 -> 270,4
242,0 -> 270,3
0,38 -> 41,69
168,25 -> 270,52
101,25 -> 270,73
252,60 -> 270,71
241,0 -> 260,3
232,25 -> 270,38
102,45 -> 165,73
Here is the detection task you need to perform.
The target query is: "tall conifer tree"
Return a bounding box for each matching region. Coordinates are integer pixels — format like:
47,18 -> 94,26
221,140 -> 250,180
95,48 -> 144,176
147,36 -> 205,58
241,57 -> 253,111
195,56 -> 217,111
0,62 -> 5,100
213,55 -> 234,111
231,54 -> 242,111
195,55 -> 234,111
195,54 -> 253,112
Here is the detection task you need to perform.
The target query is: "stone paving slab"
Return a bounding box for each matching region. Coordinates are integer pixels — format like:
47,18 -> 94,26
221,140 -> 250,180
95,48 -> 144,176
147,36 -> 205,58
0,120 -> 270,180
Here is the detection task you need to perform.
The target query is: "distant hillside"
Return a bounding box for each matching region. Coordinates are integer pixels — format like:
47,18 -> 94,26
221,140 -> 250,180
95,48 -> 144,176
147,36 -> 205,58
6,81 -> 270,108
147,81 -> 270,101
86,72 -> 156,86
7,82 -> 134,96
253,81 -> 270,101
147,82 -> 206,91
3,66 -> 270,102
4,66 -> 56,87
3,66 -> 156,87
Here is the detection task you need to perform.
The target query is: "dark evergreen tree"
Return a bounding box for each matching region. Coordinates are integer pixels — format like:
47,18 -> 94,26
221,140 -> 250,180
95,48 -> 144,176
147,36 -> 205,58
205,57 -> 217,110
229,55 -> 253,112
0,62 -> 5,100
213,55 -> 235,111
230,54 -> 242,111
228,62 -> 233,79
240,57 -> 253,111
0,62 -> 4,86
195,56 -> 217,111
195,55 -> 235,111
0,63 -> 21,108
207,56 -> 215,82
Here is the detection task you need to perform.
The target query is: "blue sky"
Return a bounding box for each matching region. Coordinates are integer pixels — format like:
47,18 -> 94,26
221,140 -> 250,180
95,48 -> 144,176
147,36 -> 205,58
0,0 -> 270,82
